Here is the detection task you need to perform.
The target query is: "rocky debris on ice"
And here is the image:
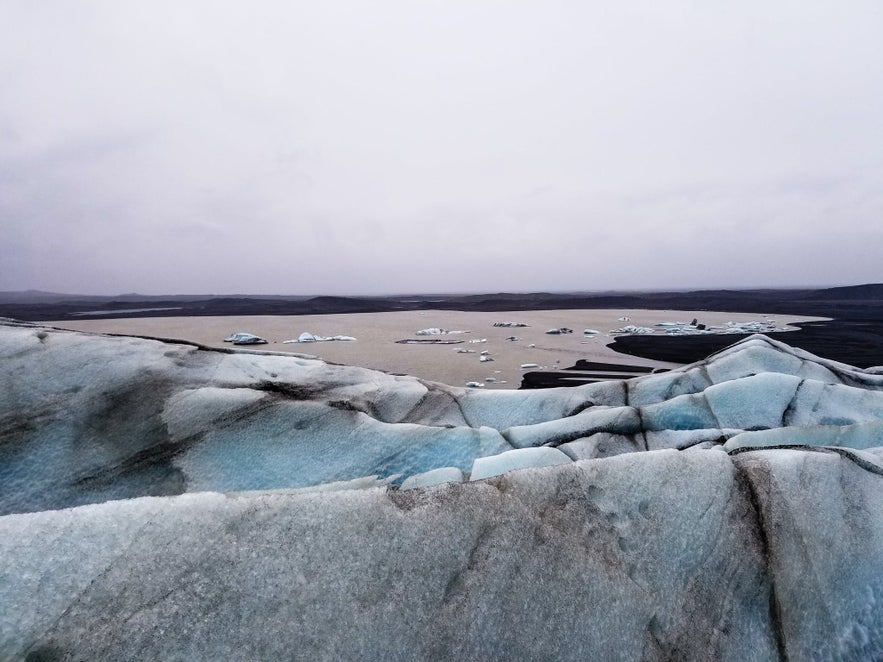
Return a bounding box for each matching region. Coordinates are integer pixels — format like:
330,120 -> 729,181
223,332 -> 268,345
493,321 -> 529,327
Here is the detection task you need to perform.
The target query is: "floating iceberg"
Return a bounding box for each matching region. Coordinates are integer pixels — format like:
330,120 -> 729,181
283,332 -> 356,343
416,328 -> 468,335
223,332 -> 268,344
611,324 -> 655,334
4,319 -> 883,659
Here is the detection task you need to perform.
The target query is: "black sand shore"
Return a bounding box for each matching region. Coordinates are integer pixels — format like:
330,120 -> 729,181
4,284 -> 883,385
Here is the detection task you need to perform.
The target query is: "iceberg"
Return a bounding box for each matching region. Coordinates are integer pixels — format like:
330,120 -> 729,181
611,324 -> 655,334
283,332 -> 357,343
416,328 -> 468,335
223,332 -> 268,344
4,319 -> 883,658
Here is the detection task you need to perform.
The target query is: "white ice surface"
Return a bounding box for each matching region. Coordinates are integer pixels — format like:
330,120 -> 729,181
3,324 -> 883,517
469,446 -> 572,480
4,450 -> 883,659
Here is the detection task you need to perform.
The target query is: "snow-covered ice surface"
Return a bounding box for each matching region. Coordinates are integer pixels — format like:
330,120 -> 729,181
3,319 -> 883,659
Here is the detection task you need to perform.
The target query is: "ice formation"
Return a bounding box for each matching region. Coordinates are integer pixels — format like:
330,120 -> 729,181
415,327 -> 468,335
3,319 -> 883,659
222,331 -> 267,344
611,324 -> 656,334
283,332 -> 357,343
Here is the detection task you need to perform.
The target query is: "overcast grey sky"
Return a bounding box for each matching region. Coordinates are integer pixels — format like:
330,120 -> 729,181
1,1 -> 881,295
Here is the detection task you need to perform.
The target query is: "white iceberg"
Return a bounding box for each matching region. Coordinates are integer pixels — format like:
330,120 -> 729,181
610,325 -> 655,334
416,328 -> 468,335
283,332 -> 357,343
223,332 -> 268,345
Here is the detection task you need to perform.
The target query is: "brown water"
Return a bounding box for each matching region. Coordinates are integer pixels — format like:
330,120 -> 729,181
47,309 -> 823,389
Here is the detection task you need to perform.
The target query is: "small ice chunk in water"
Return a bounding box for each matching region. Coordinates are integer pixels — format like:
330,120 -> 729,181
223,332 -> 268,345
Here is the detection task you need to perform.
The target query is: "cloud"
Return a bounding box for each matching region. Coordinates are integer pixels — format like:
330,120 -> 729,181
1,1 -> 882,294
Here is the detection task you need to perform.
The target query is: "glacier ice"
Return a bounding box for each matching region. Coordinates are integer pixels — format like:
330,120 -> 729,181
5,448 -> 883,659
3,320 -> 883,658
469,446 -> 571,480
4,322 -> 883,514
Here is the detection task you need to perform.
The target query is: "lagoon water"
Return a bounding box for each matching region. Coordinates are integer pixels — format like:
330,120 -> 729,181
49,308 -> 821,389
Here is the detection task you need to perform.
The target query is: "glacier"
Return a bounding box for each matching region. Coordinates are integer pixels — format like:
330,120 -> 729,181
2,318 -> 883,660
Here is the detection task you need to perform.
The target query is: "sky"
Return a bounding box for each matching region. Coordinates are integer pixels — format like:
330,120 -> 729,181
1,1 -> 882,295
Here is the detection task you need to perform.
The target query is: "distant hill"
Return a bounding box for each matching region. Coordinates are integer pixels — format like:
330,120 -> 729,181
0,290 -> 101,304
1,285 -> 881,325
802,284 -> 883,300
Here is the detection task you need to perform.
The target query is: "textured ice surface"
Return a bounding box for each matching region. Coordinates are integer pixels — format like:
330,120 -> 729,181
4,321 -> 883,658
469,446 -> 571,480
400,466 -> 465,490
4,323 -> 883,514
4,450 -> 883,660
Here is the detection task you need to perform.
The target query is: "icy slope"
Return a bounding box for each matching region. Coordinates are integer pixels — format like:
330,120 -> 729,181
3,449 -> 883,660
3,320 -> 883,514
3,320 -> 883,658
